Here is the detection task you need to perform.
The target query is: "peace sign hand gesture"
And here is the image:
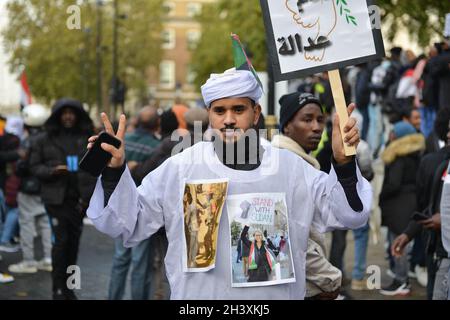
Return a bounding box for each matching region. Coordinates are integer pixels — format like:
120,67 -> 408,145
87,113 -> 127,168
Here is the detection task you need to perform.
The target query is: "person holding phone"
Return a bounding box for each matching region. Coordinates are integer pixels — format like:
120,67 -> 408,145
29,98 -> 96,300
86,68 -> 371,299
379,122 -> 425,296
391,108 -> 450,300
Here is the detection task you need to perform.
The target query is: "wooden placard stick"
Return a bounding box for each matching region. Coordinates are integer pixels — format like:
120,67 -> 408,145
328,69 -> 357,156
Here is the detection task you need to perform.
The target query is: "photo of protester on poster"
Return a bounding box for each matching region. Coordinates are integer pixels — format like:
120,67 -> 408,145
227,193 -> 295,287
183,179 -> 228,272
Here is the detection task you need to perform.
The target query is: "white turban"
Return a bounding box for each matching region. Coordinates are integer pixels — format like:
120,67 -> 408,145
201,68 -> 263,107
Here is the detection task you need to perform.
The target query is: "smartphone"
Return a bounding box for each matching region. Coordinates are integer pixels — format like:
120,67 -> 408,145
412,211 -> 429,221
79,131 -> 121,177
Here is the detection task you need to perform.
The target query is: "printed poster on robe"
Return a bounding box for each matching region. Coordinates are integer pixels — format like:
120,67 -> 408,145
182,178 -> 229,272
260,0 -> 385,81
227,193 -> 296,287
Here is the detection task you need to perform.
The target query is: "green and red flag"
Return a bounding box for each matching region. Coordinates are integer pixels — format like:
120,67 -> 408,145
231,33 -> 264,92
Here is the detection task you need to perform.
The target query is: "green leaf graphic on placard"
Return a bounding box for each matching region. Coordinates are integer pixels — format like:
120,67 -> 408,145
336,0 -> 358,26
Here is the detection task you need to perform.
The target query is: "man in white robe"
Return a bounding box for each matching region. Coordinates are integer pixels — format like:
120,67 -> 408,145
86,68 -> 372,299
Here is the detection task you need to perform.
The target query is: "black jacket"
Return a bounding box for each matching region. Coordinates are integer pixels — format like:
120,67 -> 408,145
16,129 -> 43,195
29,99 -> 96,205
422,56 -> 440,108
403,146 -> 450,258
431,51 -> 450,110
0,133 -> 21,190
380,134 -> 425,235
241,226 -> 272,282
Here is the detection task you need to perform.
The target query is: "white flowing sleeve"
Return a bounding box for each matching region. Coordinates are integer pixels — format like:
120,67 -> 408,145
301,160 -> 372,232
440,172 -> 450,255
87,161 -> 169,247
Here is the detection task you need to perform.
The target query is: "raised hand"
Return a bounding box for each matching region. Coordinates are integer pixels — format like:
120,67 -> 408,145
332,103 -> 360,164
87,113 -> 127,168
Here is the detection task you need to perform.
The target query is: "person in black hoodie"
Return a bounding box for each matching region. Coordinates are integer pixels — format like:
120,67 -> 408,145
29,98 -> 96,300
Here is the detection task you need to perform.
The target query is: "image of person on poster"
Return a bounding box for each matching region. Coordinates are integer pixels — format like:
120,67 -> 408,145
183,180 -> 228,270
240,226 -> 277,282
183,186 -> 199,268
228,193 -> 294,287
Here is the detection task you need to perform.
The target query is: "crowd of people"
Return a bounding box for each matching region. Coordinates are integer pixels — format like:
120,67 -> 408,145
0,38 -> 449,300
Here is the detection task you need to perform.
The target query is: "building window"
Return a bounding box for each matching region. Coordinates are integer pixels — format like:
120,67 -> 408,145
159,60 -> 175,88
159,100 -> 175,110
162,2 -> 175,16
186,30 -> 201,50
186,3 -> 202,18
161,29 -> 176,49
186,66 -> 196,85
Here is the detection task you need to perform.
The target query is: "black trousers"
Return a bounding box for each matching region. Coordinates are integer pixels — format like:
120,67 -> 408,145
46,198 -> 83,293
329,229 -> 348,274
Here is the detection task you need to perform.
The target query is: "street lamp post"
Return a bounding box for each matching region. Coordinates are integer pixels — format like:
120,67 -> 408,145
82,27 -> 91,106
266,55 -> 277,139
111,0 -> 118,116
111,0 -> 127,117
96,0 -> 105,114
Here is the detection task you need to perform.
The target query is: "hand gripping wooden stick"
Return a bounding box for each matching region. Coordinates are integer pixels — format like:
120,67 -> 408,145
328,69 -> 357,156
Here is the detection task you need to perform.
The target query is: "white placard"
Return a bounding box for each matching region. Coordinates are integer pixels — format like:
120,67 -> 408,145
445,13 -> 450,37
261,0 -> 384,81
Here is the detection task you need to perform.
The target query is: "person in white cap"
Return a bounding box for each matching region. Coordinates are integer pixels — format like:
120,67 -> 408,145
8,104 -> 53,275
86,68 -> 372,299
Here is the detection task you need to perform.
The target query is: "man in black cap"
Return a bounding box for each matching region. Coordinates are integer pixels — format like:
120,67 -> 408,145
277,92 -> 325,155
272,92 -> 342,299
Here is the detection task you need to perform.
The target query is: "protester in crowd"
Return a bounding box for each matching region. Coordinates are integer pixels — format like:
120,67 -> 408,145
431,40 -> 450,111
8,104 -> 52,274
171,103 -> 189,130
86,67 -> 371,299
425,108 -> 450,155
123,106 -> 160,164
439,162 -> 450,300
379,122 -> 425,296
0,116 -> 26,253
420,44 -> 441,137
29,98 -> 96,300
402,108 -> 422,132
391,118 -> 450,300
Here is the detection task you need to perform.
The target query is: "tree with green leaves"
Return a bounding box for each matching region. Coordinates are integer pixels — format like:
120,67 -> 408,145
2,0 -> 164,110
191,0 -> 266,88
377,0 -> 450,48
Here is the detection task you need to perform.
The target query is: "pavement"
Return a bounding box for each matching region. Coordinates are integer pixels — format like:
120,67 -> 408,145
0,224 -> 114,300
0,224 -> 427,300
334,230 -> 427,300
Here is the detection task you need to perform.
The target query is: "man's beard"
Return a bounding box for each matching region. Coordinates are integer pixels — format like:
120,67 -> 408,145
212,125 -> 263,168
